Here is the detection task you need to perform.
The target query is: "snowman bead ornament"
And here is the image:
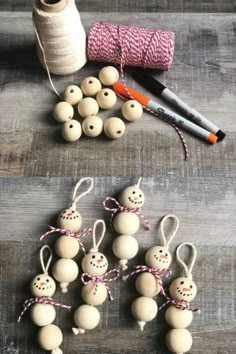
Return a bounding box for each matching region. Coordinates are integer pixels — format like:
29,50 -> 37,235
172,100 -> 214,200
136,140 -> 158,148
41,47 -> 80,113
53,101 -> 74,123
98,66 -> 119,86
63,85 -> 83,106
122,100 -> 143,122
81,76 -> 102,97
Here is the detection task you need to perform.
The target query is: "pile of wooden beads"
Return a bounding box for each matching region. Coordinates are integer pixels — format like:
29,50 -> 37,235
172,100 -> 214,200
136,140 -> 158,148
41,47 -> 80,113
52,66 -> 143,142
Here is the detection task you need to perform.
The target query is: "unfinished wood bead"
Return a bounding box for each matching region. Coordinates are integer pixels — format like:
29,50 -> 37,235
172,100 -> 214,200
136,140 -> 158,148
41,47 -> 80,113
54,235 -> 80,259
119,186 -> 145,208
112,235 -> 138,270
64,85 -> 83,105
122,100 -> 143,122
131,296 -> 158,331
81,283 -> 107,306
104,117 -> 126,139
82,252 -> 108,276
30,304 -> 56,327
145,246 -> 172,270
37,324 -> 63,352
57,208 -> 82,232
96,89 -> 117,109
135,272 -> 161,297
113,212 -> 140,235
166,329 -> 192,354
53,101 -> 74,123
99,66 -> 119,86
82,115 -> 103,137
61,120 -> 82,142
73,304 -> 100,334
169,277 -> 197,302
81,77 -> 102,96
78,97 -> 99,118
52,258 -> 79,293
30,273 -> 56,297
165,305 -> 193,329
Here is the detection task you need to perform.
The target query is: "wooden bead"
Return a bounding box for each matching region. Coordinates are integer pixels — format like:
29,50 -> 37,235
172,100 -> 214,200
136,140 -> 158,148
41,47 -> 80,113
78,97 -> 99,118
61,120 -> 82,142
165,305 -> 193,329
96,89 -> 117,109
52,258 -> 79,293
64,85 -> 83,105
145,246 -> 172,270
112,235 -> 138,269
53,101 -> 74,123
82,252 -> 108,276
122,100 -> 143,121
113,212 -> 140,235
119,186 -> 145,208
57,208 -> 82,232
30,304 -> 56,327
82,115 -> 103,137
135,272 -> 161,297
37,324 -> 63,352
166,329 -> 193,353
81,283 -> 107,306
104,117 -> 126,139
54,236 -> 80,259
131,296 -> 158,331
169,277 -> 197,302
30,273 -> 56,297
81,77 -> 102,96
99,66 -> 119,85
73,305 -> 100,334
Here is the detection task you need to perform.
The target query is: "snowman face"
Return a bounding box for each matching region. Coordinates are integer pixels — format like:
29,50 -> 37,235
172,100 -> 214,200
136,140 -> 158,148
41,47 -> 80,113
119,186 -> 145,208
82,252 -> 108,276
145,246 -> 172,270
57,208 -> 82,232
170,277 -> 197,302
31,273 -> 56,297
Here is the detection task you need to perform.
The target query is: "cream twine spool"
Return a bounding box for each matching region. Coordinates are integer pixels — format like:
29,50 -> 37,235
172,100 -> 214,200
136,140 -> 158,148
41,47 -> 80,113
33,0 -> 87,75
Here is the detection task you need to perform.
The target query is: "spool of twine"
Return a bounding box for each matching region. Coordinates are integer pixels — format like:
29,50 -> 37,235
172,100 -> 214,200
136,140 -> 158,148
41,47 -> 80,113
32,0 -> 87,75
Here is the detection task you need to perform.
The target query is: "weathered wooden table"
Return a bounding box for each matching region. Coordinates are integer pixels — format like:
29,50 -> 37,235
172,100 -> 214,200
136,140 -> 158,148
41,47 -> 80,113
0,1 -> 236,353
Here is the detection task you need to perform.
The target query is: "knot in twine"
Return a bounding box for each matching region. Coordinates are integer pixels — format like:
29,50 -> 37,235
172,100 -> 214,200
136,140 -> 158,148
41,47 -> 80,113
18,296 -> 71,322
103,197 -> 151,231
40,226 -> 92,254
159,296 -> 199,313
81,269 -> 120,301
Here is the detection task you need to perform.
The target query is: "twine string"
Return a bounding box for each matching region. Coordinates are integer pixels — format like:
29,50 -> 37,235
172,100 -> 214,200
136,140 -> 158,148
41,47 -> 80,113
71,177 -> 94,210
40,245 -> 53,275
90,219 -> 106,252
176,242 -> 197,280
160,214 -> 180,248
159,296 -> 199,312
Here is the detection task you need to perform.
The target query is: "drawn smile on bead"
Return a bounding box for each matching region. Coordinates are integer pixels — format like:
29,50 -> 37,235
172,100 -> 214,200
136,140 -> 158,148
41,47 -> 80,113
128,196 -> 143,205
60,209 -> 80,220
177,286 -> 192,297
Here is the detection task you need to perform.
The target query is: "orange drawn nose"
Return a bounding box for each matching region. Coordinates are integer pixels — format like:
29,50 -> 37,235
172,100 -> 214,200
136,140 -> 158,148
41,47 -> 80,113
40,282 -> 46,286
97,259 -> 103,264
183,288 -> 190,292
160,255 -> 167,259
67,212 -> 73,217
134,197 -> 139,201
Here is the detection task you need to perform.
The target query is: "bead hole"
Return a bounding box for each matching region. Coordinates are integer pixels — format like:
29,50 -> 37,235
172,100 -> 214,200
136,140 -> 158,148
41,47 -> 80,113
89,125 -> 94,130
130,104 -> 135,108
89,80 -> 93,84
104,92 -> 109,96
70,89 -> 74,93
117,130 -> 121,134
69,124 -> 73,128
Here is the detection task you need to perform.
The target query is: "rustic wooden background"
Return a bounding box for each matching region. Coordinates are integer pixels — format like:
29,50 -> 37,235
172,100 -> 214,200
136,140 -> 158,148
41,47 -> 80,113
0,0 -> 236,354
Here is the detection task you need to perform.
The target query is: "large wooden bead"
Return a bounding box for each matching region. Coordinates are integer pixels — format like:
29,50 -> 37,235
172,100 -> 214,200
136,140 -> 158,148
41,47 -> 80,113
78,97 -> 99,118
61,120 -> 82,142
57,208 -> 82,232
54,236 -> 80,259
96,89 -> 117,109
82,115 -> 103,137
81,77 -> 102,96
38,324 -> 63,352
30,274 -> 56,297
112,235 -> 138,262
64,85 -> 83,105
135,272 -> 161,297
122,100 -> 143,122
52,258 -> 79,293
145,246 -> 172,270
165,305 -> 193,329
131,296 -> 158,331
104,117 -> 126,139
99,66 -> 119,86
113,212 -> 140,235
81,283 -> 107,306
73,304 -> 100,333
166,329 -> 192,353
119,186 -> 145,208
53,101 -> 74,123
169,277 -> 197,302
82,252 -> 108,276
30,304 -> 56,327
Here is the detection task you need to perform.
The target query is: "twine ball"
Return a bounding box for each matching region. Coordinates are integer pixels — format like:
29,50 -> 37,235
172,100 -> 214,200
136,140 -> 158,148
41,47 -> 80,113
166,329 -> 193,353
119,186 -> 145,208
122,100 -> 143,122
135,272 -> 161,297
96,88 -> 117,109
53,101 -> 74,123
82,115 -> 103,137
81,77 -> 102,96
82,283 -> 107,306
30,273 -> 56,297
37,324 -> 63,351
78,97 -> 99,118
112,235 -> 139,261
74,304 -> 100,331
54,235 -> 80,259
82,252 -> 108,276
169,277 -> 197,302
30,304 -> 56,327
99,66 -> 119,86
165,305 -> 193,329
61,120 -> 82,142
113,212 -> 140,235
104,117 -> 126,139
52,258 -> 79,290
64,85 -> 83,105
57,208 -> 82,232
145,246 -> 172,270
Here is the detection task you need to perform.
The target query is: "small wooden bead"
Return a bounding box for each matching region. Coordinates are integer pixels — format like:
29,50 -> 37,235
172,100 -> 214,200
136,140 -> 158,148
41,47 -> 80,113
135,272 -> 161,297
165,305 -> 193,329
61,120 -> 82,142
112,235 -> 138,262
145,246 -> 172,270
78,97 -> 99,118
104,117 -> 126,139
82,283 -> 107,306
169,277 -> 197,302
53,101 -> 74,123
113,212 -> 140,235
54,236 -> 80,259
57,208 -> 82,232
131,296 -> 158,331
82,115 -> 103,137
82,252 -> 108,276
119,186 -> 145,208
73,305 -> 100,333
30,273 -> 56,297
52,258 -> 79,293
96,89 -> 117,109
64,85 -> 83,105
81,77 -> 102,96
37,324 -> 63,352
166,329 -> 193,354
30,304 -> 56,327
99,66 -> 119,86
122,100 -> 143,122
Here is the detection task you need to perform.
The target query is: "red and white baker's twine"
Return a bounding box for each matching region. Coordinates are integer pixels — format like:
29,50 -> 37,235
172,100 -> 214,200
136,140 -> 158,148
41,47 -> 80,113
159,296 -> 199,312
81,269 -> 120,301
40,226 -> 92,254
18,296 -> 71,322
103,197 -> 151,231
